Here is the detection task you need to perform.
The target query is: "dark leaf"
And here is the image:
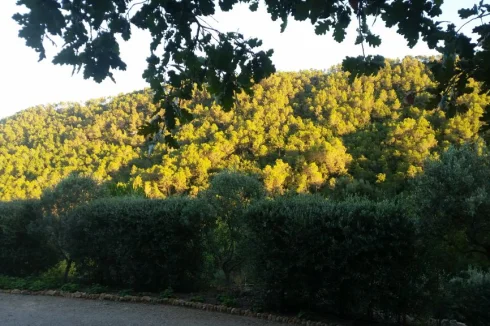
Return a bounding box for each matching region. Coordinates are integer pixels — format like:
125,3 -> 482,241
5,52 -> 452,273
458,5 -> 478,19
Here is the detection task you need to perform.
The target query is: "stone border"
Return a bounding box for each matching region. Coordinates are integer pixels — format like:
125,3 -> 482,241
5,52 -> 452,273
0,289 -> 340,326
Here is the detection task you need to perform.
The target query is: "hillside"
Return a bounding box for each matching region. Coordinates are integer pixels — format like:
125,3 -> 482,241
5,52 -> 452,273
1,56 -> 488,200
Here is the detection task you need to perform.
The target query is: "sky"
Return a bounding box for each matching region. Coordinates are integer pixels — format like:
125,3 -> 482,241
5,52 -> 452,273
0,0 -> 479,118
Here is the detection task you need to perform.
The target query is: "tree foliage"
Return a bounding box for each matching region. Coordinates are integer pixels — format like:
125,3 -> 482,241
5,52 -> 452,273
65,197 -> 209,291
41,174 -> 107,218
244,195 -> 436,319
40,174 -> 108,282
445,267 -> 490,326
0,200 -> 59,276
13,0 -> 490,143
199,171 -> 264,284
1,58 -> 488,200
412,145 -> 490,263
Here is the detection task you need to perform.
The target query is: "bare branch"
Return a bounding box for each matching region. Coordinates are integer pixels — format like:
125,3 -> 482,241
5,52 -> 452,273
126,0 -> 149,20
457,12 -> 490,34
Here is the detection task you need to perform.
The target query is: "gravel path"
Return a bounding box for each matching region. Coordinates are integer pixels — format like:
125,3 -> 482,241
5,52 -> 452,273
0,293 -> 282,326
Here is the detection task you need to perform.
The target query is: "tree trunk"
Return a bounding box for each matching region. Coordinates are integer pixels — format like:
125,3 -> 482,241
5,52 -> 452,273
63,259 -> 72,284
223,268 -> 231,287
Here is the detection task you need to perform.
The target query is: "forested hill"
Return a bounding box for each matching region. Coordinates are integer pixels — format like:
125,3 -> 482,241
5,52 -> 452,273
1,56 -> 488,200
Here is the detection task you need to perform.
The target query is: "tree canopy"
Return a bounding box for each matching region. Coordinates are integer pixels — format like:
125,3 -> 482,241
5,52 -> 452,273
1,57 -> 488,200
412,145 -> 490,262
12,0 -> 490,143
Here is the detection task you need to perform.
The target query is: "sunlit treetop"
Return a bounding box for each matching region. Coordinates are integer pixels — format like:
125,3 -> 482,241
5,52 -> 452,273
12,0 -> 490,143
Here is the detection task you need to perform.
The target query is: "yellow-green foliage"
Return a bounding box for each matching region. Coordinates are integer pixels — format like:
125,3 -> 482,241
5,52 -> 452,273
1,57 -> 488,200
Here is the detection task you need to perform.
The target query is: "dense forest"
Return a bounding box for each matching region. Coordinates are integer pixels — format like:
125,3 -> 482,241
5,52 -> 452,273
2,56 -> 490,325
1,56 -> 488,200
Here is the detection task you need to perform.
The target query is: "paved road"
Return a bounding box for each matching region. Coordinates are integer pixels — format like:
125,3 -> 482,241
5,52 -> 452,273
0,294 -> 282,326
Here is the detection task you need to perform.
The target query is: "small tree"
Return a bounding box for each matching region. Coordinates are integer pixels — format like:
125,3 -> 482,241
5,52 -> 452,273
0,200 -> 59,276
40,174 -> 108,282
200,171 -> 265,285
412,145 -> 490,265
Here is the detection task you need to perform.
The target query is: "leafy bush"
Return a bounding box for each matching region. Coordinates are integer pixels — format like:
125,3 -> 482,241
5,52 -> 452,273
0,275 -> 57,291
200,171 -> 265,285
445,268 -> 490,326
411,145 -> 490,267
86,284 -> 108,294
0,276 -> 25,290
118,289 -> 133,297
159,287 -> 175,299
27,280 -> 50,291
244,195 -> 333,311
216,294 -> 238,307
40,175 -> 109,282
40,261 -> 76,284
65,197 -> 209,291
244,195 -> 435,319
0,200 -> 59,276
190,295 -> 205,302
61,283 -> 80,293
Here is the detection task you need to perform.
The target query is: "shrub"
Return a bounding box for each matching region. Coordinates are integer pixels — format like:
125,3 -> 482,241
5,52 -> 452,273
190,295 -> 205,302
159,288 -> 175,299
28,280 -> 50,291
65,197 -> 209,292
0,200 -> 59,276
0,276 -> 58,291
446,268 -> 490,326
61,283 -> 80,293
0,276 -> 25,290
118,289 -> 133,297
330,198 -> 437,320
411,145 -> 490,267
199,171 -> 265,285
87,284 -> 108,294
244,195 -> 435,319
40,174 -> 109,282
244,195 -> 334,312
41,261 -> 76,283
216,294 -> 238,307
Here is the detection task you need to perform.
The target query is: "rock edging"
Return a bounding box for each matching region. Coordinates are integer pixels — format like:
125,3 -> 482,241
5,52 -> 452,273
0,289 -> 338,326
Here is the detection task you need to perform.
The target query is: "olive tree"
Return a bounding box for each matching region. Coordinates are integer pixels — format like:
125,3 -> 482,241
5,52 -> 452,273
40,174 -> 108,282
200,171 -> 265,285
412,145 -> 490,264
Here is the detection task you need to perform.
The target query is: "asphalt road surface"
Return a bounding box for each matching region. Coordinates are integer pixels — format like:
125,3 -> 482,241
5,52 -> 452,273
0,293 -> 282,326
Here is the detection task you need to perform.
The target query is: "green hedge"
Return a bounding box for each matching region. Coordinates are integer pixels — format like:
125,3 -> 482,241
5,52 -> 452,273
0,200 -> 59,276
244,195 -> 435,319
446,268 -> 490,326
1,193 -> 484,325
65,197 -> 209,291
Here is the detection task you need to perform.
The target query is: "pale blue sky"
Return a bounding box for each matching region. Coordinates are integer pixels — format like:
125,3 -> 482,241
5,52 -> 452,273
0,0 -> 479,118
